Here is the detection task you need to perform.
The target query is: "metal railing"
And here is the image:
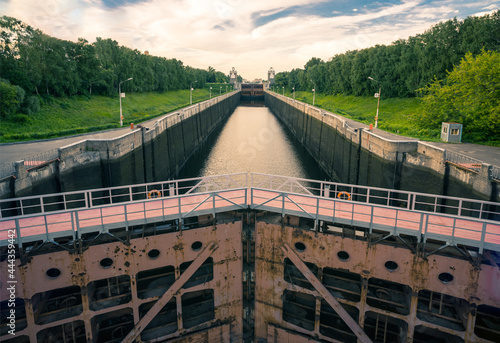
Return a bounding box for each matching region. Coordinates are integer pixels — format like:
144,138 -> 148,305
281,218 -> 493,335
250,173 -> 500,221
1,173 -> 498,221
1,181 -> 499,254
445,150 -> 483,173
270,91 -> 500,181
0,173 -> 248,218
249,188 -> 500,253
0,162 -> 16,180
0,91 -> 239,179
0,188 -> 248,247
23,149 -> 59,168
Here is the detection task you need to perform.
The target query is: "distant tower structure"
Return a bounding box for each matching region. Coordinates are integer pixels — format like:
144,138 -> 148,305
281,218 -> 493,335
268,67 -> 275,86
229,67 -> 238,86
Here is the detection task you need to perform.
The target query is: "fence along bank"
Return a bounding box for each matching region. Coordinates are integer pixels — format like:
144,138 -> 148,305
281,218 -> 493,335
0,92 -> 239,199
265,92 -> 499,203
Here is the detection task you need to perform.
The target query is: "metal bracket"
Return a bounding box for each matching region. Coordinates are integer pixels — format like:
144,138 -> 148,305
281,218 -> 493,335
281,243 -> 372,343
121,241 -> 218,343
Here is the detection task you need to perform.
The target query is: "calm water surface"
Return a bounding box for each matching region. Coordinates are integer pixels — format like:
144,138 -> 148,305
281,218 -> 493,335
180,104 -> 328,181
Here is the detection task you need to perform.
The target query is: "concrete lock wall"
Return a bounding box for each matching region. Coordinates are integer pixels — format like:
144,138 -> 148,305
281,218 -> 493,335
0,92 -> 239,198
265,92 -> 499,202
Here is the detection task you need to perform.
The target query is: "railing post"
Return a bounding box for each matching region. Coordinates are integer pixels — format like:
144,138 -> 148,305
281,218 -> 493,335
212,193 -> 216,219
178,197 -> 183,233
281,194 -> 285,218
40,196 -> 45,214
315,197 -> 320,232
369,206 -> 374,235
70,211 -> 76,242
323,184 -> 330,198
44,215 -> 50,242
451,218 -> 457,244
479,222 -> 487,254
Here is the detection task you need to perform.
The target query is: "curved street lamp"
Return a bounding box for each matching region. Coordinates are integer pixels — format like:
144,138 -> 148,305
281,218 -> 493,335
368,77 -> 381,128
210,86 -> 212,99
119,77 -> 133,126
190,80 -> 197,105
310,79 -> 316,106
282,86 -> 284,95
292,85 -> 295,100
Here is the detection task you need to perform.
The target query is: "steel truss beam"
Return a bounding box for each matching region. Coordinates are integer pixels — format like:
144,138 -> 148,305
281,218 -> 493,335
121,241 -> 219,343
281,243 -> 372,343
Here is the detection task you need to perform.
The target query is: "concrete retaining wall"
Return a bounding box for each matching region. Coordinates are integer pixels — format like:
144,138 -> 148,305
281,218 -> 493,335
1,92 -> 240,198
265,92 -> 499,202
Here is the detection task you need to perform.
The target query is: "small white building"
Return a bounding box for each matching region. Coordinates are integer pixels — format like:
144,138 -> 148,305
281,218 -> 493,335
441,122 -> 463,143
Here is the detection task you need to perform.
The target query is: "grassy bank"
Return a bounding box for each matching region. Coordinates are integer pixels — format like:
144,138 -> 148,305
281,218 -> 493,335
285,91 -> 433,141
0,86 -> 489,144
0,84 -> 230,143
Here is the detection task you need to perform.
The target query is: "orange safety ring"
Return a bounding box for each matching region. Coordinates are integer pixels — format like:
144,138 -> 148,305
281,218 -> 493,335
337,191 -> 351,201
148,189 -> 161,199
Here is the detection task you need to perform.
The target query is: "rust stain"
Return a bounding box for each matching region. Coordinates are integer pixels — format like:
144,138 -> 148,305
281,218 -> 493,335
173,242 -> 184,251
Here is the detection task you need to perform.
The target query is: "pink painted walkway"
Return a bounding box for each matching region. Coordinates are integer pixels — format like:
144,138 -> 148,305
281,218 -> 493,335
1,188 -> 499,252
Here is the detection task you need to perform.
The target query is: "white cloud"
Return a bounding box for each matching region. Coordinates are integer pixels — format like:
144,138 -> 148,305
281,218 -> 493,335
0,0 -> 498,80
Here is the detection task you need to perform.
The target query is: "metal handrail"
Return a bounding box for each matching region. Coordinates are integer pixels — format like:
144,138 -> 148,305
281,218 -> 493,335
0,91 -> 240,179
0,187 -> 248,247
1,173 -> 498,221
2,185 -> 498,255
445,150 -> 483,172
249,187 -> 500,253
0,173 -> 248,219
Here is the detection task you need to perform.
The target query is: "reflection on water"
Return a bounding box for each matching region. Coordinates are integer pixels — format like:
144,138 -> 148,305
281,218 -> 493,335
180,104 -> 328,181
240,99 -> 266,107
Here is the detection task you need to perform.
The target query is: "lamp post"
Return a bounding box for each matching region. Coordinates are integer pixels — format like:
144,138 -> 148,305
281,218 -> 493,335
292,86 -> 295,100
282,86 -> 284,95
368,77 -> 381,128
190,80 -> 197,105
210,86 -> 212,99
310,79 -> 316,106
226,85 -> 228,93
119,77 -> 133,126
220,86 -> 222,95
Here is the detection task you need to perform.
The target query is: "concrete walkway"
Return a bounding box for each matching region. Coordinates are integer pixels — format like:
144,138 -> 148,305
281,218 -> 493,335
0,113 -> 167,168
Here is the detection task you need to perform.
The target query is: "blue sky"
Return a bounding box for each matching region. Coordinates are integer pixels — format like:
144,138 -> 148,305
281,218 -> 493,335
1,0 -> 498,80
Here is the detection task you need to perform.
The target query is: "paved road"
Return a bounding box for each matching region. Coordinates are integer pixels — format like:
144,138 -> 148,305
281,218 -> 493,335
1,108 -> 499,170
0,114 -> 164,168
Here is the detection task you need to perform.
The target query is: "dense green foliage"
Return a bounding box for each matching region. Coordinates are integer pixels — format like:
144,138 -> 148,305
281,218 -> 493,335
0,16 -> 228,118
415,50 -> 500,142
274,11 -> 500,98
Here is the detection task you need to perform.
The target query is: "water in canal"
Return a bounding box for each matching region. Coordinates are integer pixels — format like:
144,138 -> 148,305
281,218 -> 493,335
180,102 -> 329,181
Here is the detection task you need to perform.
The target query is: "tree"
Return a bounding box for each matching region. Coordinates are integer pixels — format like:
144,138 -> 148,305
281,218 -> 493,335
416,50 -> 500,141
0,79 -> 20,117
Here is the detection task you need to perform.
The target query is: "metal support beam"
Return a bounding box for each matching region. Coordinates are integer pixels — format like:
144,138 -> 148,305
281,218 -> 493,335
281,243 -> 372,343
121,241 -> 219,343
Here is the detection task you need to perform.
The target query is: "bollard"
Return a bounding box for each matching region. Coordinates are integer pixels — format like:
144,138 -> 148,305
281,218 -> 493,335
130,123 -> 134,129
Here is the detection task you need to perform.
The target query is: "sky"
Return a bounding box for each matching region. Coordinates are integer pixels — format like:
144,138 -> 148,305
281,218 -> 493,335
1,0 -> 499,81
